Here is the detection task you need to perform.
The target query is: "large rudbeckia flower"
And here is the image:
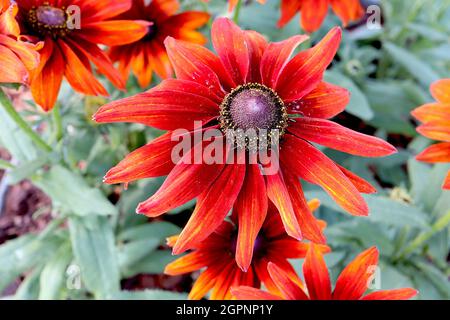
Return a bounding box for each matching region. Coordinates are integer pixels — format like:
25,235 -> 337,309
15,0 -> 150,111
94,18 -> 396,260
165,199 -> 330,299
108,0 -> 210,89
0,0 -> 40,84
278,0 -> 365,33
232,245 -> 418,300
412,79 -> 450,190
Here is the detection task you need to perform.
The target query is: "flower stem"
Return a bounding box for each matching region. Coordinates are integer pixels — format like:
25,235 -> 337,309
233,0 -> 242,23
0,87 -> 52,153
52,103 -> 63,142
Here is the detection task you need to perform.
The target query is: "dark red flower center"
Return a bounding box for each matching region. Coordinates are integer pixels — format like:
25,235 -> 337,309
27,5 -> 70,38
230,233 -> 267,258
143,22 -> 158,41
220,83 -> 288,150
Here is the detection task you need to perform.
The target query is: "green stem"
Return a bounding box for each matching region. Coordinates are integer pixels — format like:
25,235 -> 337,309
233,0 -> 242,23
0,87 -> 52,153
0,158 -> 14,170
399,210 -> 450,259
52,103 -> 63,142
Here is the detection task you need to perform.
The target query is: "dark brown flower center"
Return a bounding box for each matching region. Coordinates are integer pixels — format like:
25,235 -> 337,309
220,83 -> 288,151
27,4 -> 70,38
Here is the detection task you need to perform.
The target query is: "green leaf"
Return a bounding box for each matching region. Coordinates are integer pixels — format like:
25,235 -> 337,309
384,42 -> 440,87
118,238 -> 160,275
118,221 -> 180,243
121,250 -> 177,278
325,71 -> 374,120
414,260 -> 450,299
38,242 -> 72,300
305,190 -> 430,229
112,290 -> 188,300
68,216 -> 120,299
34,165 -> 117,216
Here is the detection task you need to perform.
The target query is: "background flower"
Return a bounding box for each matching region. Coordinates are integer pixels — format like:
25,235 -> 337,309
0,0 -> 40,84
412,79 -> 450,190
232,245 -> 418,300
15,0 -> 150,111
165,199 -> 329,300
109,0 -> 210,89
277,0 -> 365,33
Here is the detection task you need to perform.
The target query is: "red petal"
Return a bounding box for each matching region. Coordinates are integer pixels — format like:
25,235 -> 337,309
277,0 -> 302,28
268,239 -> 330,259
267,262 -> 309,300
303,243 -> 332,300
173,161 -> 246,254
276,27 -> 342,102
281,134 -> 369,216
416,142 -> 450,163
93,79 -> 219,130
261,35 -> 309,89
300,0 -> 329,33
362,288 -> 418,300
161,12 -> 210,45
283,172 -> 327,243
211,18 -> 249,85
245,30 -> 268,83
443,171 -> 450,190
288,117 -> 397,157
337,165 -> 378,194
333,246 -> 379,300
235,164 -> 268,272
265,169 -> 303,240
210,262 -> 237,300
164,36 -> 233,96
430,79 -> 450,103
231,286 -> 281,300
136,139 -> 226,217
287,82 -> 350,119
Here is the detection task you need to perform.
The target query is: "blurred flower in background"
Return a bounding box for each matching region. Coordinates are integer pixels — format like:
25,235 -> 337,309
277,0 -> 365,33
165,200 -> 329,300
109,0 -> 210,89
0,0 -> 40,84
15,0 -> 150,111
412,79 -> 450,190
232,246 -> 418,300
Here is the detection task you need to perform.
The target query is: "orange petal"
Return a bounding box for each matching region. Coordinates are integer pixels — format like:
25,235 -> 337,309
30,40 -> 65,111
303,243 -> 332,300
332,246 -> 379,300
362,288 -> 418,300
210,262 -> 237,300
411,103 -> 450,123
430,79 -> 450,103
173,161 -> 246,254
0,1 -> 20,36
261,35 -> 309,89
0,34 -> 40,72
161,11 -> 210,45
288,117 -> 397,157
81,20 -> 150,46
0,44 -> 28,84
330,0 -> 365,26
443,171 -> 450,190
281,134 -> 369,216
231,286 -> 281,300
267,262 -> 309,300
265,169 -> 302,240
416,142 -> 450,163
164,251 -> 213,276
189,266 -> 220,300
276,27 -> 342,102
288,82 -> 350,119
300,0 -> 329,33
417,121 -> 450,142
211,18 -> 249,85
235,164 -> 268,272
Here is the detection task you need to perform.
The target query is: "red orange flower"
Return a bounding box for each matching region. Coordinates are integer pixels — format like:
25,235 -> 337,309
412,79 -> 450,190
278,0 -> 365,33
15,0 -> 150,111
108,0 -> 209,89
0,0 -> 40,84
94,18 -> 396,265
232,245 -> 418,300
165,200 -> 329,300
